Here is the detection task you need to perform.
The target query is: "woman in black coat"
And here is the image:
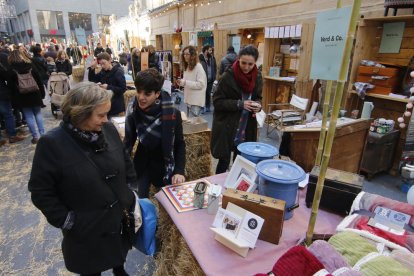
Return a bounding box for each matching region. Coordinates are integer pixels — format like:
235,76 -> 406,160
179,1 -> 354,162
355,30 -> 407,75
56,50 -> 72,76
124,68 -> 186,198
8,49 -> 46,144
211,45 -> 263,174
88,52 -> 126,117
28,82 -> 137,275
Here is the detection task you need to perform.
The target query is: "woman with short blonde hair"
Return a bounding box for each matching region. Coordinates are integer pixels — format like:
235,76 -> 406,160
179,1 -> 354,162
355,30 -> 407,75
29,81 -> 137,275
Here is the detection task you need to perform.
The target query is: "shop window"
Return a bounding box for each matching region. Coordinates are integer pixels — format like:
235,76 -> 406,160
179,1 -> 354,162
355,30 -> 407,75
68,12 -> 92,31
36,10 -> 64,30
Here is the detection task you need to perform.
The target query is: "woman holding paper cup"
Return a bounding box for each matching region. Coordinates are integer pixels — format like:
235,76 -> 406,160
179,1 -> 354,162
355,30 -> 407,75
211,45 -> 263,174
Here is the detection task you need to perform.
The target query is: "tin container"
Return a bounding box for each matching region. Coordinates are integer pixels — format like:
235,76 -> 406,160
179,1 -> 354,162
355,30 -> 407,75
193,181 -> 208,209
207,184 -> 222,215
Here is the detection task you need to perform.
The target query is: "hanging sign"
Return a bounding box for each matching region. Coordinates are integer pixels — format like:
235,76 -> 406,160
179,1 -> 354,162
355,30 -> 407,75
310,6 -> 352,81
379,22 -> 405,53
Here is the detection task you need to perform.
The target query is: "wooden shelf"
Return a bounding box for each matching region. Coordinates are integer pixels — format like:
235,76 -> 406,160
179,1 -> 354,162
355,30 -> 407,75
362,15 -> 414,23
350,90 -> 409,103
264,76 -> 296,83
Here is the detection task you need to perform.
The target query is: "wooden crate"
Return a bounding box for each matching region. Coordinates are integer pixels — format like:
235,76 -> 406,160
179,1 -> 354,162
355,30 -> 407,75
345,15 -> 414,174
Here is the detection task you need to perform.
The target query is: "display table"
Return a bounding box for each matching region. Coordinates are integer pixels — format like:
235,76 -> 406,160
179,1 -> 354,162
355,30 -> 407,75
282,118 -> 371,173
154,173 -> 344,275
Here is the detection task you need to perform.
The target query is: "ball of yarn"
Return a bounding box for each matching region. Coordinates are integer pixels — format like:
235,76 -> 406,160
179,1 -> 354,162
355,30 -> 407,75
407,103 -> 414,109
405,111 -> 412,117
400,123 -> 406,128
411,71 -> 414,78
410,96 -> 414,102
410,87 -> 414,94
398,117 -> 405,123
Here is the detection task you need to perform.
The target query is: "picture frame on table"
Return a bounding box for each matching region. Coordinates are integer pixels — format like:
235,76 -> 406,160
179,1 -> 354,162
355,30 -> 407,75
224,155 -> 258,190
234,174 -> 257,193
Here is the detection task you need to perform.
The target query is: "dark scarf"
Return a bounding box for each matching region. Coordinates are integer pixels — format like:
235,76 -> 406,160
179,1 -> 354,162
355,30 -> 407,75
232,60 -> 258,146
133,91 -> 176,184
61,116 -> 107,152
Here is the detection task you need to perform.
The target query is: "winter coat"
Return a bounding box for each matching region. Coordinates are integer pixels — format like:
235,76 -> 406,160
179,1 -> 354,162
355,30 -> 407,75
56,59 -> 72,76
130,55 -> 141,78
211,68 -> 263,159
182,63 -> 207,107
118,53 -> 128,66
31,55 -> 48,81
105,47 -> 112,56
0,52 -> 12,101
94,47 -> 105,58
219,52 -> 238,76
199,54 -> 217,83
88,62 -> 126,116
28,122 -> 136,274
124,96 -> 186,187
9,61 -> 45,106
70,47 -> 82,64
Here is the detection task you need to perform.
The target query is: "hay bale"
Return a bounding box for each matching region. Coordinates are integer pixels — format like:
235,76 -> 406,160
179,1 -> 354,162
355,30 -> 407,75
184,131 -> 212,181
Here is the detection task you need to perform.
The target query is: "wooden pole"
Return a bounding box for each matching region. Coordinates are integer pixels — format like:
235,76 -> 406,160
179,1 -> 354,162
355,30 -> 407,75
315,80 -> 333,165
306,0 -> 361,246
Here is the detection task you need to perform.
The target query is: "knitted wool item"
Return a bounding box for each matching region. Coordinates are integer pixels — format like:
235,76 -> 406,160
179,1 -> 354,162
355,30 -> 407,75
328,231 -> 377,266
308,240 -> 351,272
359,255 -> 413,276
272,245 -> 325,276
390,250 -> 414,272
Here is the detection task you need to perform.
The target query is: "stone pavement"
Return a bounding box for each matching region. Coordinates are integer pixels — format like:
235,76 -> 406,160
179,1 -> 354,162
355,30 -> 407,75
0,100 -> 155,275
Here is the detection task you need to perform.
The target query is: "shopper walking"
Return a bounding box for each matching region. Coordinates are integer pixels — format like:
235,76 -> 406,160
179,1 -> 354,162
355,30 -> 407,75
28,82 -> 136,275
177,45 -> 206,117
211,45 -> 263,173
219,46 -> 237,76
199,44 -> 217,113
8,49 -> 45,144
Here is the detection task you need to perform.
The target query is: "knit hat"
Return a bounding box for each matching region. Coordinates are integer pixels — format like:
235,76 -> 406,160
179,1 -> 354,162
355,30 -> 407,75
272,246 -> 325,276
308,240 -> 350,272
328,231 -> 377,266
359,255 -> 413,276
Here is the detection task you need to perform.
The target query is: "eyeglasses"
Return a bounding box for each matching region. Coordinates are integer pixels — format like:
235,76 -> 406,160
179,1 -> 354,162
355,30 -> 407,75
240,61 -> 254,66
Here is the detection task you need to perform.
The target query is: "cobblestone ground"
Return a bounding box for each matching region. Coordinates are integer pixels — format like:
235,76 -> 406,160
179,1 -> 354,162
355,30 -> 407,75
0,104 -> 156,275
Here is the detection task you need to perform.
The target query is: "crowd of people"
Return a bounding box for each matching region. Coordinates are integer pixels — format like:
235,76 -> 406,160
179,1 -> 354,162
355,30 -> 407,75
0,37 -> 263,275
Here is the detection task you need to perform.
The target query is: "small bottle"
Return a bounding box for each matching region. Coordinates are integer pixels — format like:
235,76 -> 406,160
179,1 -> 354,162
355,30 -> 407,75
193,181 -> 207,209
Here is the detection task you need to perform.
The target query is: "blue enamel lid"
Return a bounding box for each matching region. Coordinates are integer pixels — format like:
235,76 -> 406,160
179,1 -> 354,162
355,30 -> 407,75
237,142 -> 279,158
256,160 -> 306,184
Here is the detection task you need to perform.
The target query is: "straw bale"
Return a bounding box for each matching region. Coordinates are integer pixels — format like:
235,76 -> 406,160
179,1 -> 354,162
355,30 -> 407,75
184,131 -> 212,181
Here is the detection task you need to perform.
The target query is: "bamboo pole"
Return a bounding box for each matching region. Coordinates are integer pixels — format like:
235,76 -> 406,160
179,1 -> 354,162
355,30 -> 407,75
306,0 -> 361,246
315,80 -> 333,165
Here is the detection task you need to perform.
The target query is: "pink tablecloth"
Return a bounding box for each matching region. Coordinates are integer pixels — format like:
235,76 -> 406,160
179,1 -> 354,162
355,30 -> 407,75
155,173 -> 344,276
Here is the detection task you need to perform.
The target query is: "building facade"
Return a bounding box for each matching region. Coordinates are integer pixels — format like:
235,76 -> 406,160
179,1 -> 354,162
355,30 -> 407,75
4,0 -> 133,44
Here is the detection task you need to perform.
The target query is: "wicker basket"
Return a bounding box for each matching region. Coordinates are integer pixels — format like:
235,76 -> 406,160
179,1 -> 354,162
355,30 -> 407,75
72,66 -> 85,83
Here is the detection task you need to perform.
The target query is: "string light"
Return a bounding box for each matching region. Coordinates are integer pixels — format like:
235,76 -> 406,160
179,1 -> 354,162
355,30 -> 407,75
398,70 -> 414,129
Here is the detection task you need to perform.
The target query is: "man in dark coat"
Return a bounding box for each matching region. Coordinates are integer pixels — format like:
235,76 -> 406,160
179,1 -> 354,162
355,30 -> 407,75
28,86 -> 136,274
88,52 -> 127,116
70,44 -> 82,66
219,46 -> 237,76
94,43 -> 105,58
199,44 -> 217,113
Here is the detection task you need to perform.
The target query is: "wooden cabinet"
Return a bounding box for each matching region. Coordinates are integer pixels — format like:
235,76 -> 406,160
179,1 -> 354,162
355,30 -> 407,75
346,15 -> 414,174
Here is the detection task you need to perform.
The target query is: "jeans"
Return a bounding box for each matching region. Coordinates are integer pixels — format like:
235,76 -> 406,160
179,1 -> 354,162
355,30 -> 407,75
22,106 -> 45,139
0,100 -> 17,138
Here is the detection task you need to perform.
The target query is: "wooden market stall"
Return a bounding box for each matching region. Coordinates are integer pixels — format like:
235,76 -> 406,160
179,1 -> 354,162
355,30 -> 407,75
345,15 -> 414,175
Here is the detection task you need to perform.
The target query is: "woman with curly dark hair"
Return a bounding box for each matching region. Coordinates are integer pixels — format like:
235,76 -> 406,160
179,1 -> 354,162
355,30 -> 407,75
177,45 -> 206,116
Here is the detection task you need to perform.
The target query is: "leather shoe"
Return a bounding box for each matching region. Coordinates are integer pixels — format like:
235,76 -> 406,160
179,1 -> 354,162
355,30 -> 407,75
9,136 -> 25,143
31,138 -> 39,144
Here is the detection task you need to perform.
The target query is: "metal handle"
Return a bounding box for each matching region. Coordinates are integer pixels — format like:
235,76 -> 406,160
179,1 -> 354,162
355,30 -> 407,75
287,203 -> 299,211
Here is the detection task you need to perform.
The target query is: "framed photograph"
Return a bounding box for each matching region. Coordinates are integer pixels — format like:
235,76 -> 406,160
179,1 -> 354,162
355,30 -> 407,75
224,155 -> 258,190
235,174 -> 256,193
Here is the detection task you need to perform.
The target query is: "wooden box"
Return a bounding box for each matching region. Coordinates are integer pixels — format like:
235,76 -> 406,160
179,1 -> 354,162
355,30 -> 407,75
222,189 -> 285,244
306,166 -> 364,215
356,64 -> 403,95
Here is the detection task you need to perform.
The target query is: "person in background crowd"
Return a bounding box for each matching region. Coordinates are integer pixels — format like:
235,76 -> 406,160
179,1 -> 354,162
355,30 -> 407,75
8,49 -> 46,144
211,45 -> 263,174
56,50 -> 72,76
31,45 -> 49,89
219,46 -> 237,77
130,48 -> 141,80
199,44 -> 217,113
28,82 -> 136,276
124,68 -> 186,198
44,45 -> 57,60
88,52 -> 126,117
71,44 -> 82,66
66,44 -> 72,61
105,44 -> 112,58
0,47 -> 24,146
118,51 -> 128,67
94,43 -> 105,58
147,45 -> 160,72
46,56 -> 57,75
177,45 -> 207,117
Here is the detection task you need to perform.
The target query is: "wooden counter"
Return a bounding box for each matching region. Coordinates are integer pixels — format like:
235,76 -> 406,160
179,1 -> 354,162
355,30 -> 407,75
283,119 -> 371,173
